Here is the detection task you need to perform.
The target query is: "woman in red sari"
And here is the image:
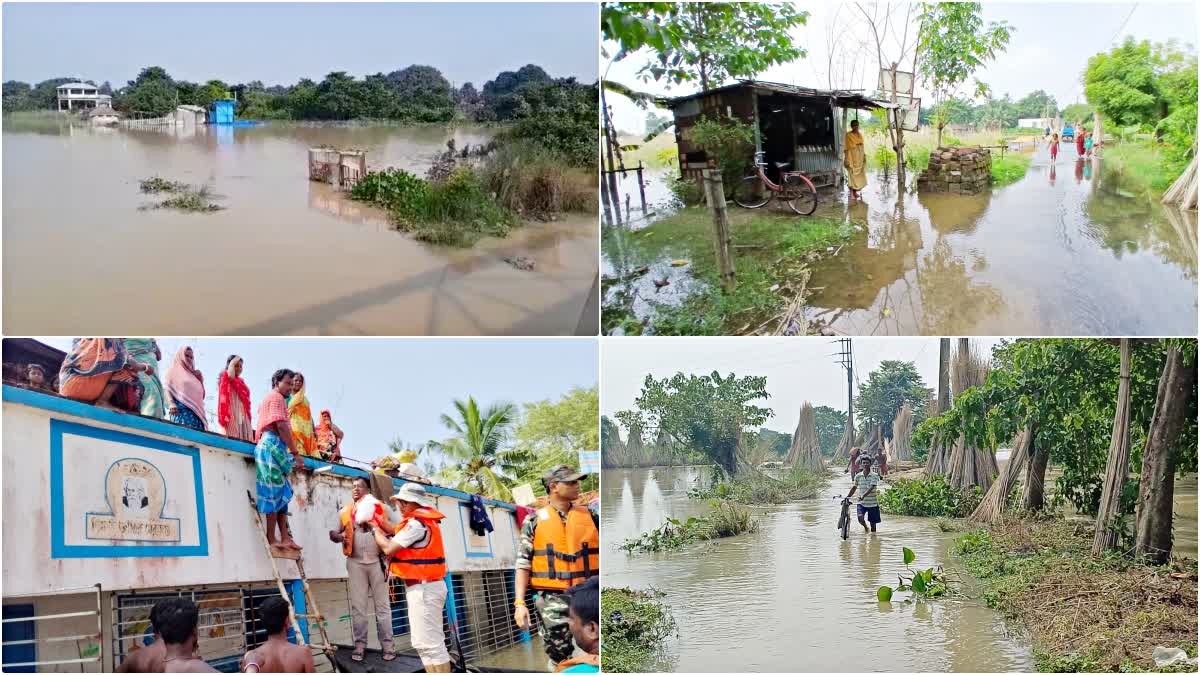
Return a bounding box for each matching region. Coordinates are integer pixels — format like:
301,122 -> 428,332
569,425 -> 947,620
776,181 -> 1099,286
218,355 -> 254,442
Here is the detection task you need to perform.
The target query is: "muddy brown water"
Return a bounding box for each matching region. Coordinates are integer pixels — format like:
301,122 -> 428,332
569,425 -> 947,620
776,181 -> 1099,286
603,466 -> 1033,672
805,148 -> 1196,335
2,120 -> 598,335
602,147 -> 1197,335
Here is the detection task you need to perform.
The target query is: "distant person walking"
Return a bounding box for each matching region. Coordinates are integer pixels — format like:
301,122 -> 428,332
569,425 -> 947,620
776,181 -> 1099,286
1049,133 -> 1059,162
1076,128 -> 1086,157
1084,132 -> 1095,159
165,346 -> 206,430
843,119 -> 868,201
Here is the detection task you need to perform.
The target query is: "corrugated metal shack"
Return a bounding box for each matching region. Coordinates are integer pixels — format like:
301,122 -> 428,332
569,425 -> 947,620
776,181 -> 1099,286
660,80 -> 892,188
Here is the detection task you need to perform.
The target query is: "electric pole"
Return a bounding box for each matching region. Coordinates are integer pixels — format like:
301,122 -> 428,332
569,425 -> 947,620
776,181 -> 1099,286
834,338 -> 854,442
937,338 -> 951,413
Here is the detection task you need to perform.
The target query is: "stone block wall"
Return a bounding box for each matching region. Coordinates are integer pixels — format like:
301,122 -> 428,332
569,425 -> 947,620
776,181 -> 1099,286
918,146 -> 992,194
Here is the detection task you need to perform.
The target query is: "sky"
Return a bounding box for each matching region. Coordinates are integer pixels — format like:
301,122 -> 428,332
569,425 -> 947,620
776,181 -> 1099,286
3,2 -> 598,87
39,338 -> 598,468
601,337 -> 1003,435
606,1 -> 1197,132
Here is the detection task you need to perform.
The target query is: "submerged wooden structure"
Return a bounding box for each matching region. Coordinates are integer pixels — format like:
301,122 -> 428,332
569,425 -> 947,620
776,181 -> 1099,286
659,80 -> 892,189
308,148 -> 368,190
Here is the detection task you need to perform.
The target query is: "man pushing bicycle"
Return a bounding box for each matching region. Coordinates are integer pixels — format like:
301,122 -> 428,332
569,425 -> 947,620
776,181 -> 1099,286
845,455 -> 881,534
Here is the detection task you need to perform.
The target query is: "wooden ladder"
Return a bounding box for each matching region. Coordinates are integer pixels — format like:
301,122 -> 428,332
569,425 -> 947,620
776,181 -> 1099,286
246,491 -> 338,672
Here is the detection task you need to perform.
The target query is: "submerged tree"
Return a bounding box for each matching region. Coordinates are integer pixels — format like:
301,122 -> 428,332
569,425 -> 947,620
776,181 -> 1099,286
617,371 -> 772,477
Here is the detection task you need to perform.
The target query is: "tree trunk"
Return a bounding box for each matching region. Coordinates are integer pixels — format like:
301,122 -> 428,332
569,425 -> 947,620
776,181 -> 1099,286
1092,338 -> 1133,557
1134,344 -> 1196,564
1023,441 -> 1048,511
937,338 -> 951,413
936,122 -> 943,149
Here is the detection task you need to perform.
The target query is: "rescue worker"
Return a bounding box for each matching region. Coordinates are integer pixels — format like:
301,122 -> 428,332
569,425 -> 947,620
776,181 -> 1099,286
371,483 -> 452,673
329,476 -> 397,663
514,465 -> 599,668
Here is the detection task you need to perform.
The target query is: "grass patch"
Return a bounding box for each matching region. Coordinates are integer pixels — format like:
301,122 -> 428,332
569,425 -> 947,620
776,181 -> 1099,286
1104,141 -> 1189,197
352,166 -> 514,246
689,467 -> 830,504
481,141 -> 596,218
878,475 -> 983,518
991,153 -> 1032,186
955,518 -> 1198,672
601,587 -> 677,673
137,178 -> 223,212
619,501 -> 759,553
611,206 -> 851,335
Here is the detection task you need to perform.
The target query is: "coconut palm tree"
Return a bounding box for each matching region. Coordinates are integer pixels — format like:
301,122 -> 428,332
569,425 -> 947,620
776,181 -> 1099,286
429,396 -> 518,500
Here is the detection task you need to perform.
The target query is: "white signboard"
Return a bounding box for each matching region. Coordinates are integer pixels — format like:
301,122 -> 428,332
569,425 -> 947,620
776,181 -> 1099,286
895,96 -> 921,132
878,69 -> 915,96
511,483 -> 537,507
578,450 -> 601,475
54,419 -> 206,557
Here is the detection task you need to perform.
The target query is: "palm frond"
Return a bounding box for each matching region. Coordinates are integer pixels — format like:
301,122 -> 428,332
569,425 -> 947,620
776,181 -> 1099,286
602,79 -> 656,109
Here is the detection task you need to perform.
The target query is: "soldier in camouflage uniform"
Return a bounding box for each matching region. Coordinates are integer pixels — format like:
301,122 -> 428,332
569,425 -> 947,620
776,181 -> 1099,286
514,465 -> 599,668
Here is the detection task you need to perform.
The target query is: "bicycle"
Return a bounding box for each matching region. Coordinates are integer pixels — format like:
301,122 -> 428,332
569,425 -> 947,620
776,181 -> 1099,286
836,497 -> 851,540
731,151 -> 818,215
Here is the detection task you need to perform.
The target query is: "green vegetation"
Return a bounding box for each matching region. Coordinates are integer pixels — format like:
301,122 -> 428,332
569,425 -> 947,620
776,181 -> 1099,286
1103,141 -> 1186,196
603,206 -> 852,335
601,3 -> 809,91
814,406 -> 848,456
878,476 -> 983,518
351,167 -> 513,246
876,546 -> 954,601
600,588 -> 676,673
854,360 -> 932,437
955,519 -> 1198,672
990,152 -> 1031,186
619,501 -> 759,553
689,467 -> 829,504
691,116 -> 756,181
136,177 -> 222,212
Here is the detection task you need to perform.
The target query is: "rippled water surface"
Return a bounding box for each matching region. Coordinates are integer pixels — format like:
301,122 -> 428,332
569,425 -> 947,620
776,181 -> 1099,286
3,120 -> 598,335
603,466 -> 1034,672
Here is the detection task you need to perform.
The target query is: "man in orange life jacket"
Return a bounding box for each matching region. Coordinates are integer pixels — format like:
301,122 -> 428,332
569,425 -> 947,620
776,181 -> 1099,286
328,476 -> 397,663
513,465 -> 599,668
371,483 -> 452,673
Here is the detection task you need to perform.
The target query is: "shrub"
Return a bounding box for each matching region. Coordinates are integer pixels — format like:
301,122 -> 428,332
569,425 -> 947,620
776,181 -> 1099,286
689,467 -> 828,504
619,501 -> 758,553
668,175 -> 704,206
601,588 -> 676,673
351,168 -> 429,211
351,166 -> 512,246
481,141 -> 595,218
690,115 -> 755,182
878,475 -> 982,517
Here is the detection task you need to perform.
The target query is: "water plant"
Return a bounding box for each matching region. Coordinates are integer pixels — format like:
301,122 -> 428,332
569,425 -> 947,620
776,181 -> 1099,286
688,467 -> 829,504
139,176 -> 189,193
601,587 -> 677,673
137,181 -> 222,212
876,547 -> 953,601
619,501 -> 759,553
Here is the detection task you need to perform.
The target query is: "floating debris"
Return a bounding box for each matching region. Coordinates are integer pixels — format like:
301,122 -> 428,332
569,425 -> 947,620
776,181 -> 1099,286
139,177 -> 189,193
503,256 -> 536,271
137,179 -> 223,213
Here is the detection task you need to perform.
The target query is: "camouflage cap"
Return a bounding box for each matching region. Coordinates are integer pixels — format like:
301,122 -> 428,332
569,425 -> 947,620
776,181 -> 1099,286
543,464 -> 586,486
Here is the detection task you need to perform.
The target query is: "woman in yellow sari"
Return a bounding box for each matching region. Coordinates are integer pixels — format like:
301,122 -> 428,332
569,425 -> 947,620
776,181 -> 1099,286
287,371 -> 318,457
843,119 -> 867,201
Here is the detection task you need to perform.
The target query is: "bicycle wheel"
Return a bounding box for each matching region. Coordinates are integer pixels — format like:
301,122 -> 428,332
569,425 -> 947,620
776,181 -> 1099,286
840,503 -> 850,540
783,174 -> 818,216
731,175 -> 772,209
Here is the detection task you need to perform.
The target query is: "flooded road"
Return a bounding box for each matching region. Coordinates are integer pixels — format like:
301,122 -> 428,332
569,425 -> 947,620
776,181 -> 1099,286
805,146 -> 1196,335
603,466 -> 1033,672
3,120 -> 597,335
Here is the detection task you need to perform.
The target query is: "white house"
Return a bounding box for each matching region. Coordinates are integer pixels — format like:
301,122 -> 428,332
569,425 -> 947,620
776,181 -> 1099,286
56,82 -> 111,111
1017,117 -> 1054,129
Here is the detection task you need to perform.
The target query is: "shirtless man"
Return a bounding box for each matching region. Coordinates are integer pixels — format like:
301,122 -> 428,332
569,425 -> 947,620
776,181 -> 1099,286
115,602 -> 165,673
240,597 -> 315,673
156,598 -> 217,673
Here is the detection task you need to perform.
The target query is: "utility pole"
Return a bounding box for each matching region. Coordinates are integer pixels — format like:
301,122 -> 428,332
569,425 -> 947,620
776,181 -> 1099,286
834,338 -> 854,440
937,338 -> 950,413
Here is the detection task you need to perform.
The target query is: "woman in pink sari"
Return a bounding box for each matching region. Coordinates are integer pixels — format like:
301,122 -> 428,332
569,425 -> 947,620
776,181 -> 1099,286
165,346 -> 206,430
218,355 -> 254,442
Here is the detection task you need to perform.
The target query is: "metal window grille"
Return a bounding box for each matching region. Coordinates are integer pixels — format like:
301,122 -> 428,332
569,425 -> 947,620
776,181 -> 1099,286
444,570 -> 542,662
1,585 -> 103,672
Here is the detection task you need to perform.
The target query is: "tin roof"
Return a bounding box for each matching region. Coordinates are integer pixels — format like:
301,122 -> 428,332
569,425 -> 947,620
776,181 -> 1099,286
56,82 -> 98,90
659,79 -> 896,110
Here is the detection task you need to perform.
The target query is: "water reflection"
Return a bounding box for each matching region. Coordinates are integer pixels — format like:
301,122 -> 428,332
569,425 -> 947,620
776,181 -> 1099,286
804,146 -> 1196,335
603,467 -> 1033,672
3,121 -> 597,335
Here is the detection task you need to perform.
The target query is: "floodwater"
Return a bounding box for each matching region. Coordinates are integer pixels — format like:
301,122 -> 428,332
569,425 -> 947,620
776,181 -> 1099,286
2,120 -> 598,335
474,634 -> 552,672
805,146 -> 1197,335
603,466 -> 1033,672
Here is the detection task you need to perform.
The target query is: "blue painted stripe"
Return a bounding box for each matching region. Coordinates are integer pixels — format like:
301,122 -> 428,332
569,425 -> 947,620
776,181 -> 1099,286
5,385 -> 516,511
290,579 -> 309,644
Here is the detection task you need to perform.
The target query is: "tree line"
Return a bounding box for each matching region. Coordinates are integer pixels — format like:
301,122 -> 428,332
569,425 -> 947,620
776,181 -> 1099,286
3,62 -> 593,125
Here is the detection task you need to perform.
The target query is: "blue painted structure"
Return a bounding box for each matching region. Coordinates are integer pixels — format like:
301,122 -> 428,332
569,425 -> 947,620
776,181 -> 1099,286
211,99 -> 236,125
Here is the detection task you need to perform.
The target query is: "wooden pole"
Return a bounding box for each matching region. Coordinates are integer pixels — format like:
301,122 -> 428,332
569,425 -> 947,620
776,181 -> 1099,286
702,163 -> 736,292
637,161 -> 648,212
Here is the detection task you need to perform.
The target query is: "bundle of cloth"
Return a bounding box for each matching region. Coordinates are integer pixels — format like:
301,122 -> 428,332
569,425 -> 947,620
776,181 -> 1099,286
354,494 -> 385,527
